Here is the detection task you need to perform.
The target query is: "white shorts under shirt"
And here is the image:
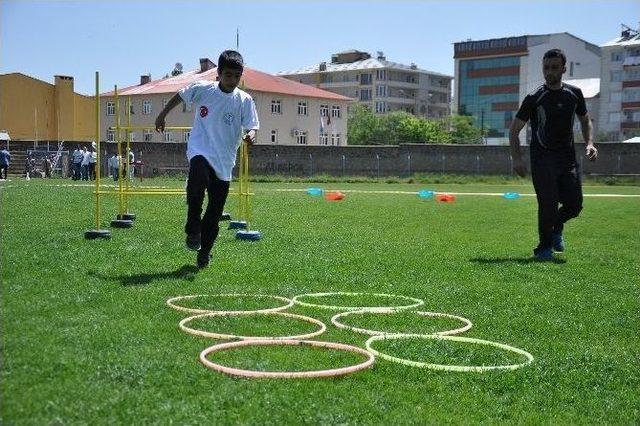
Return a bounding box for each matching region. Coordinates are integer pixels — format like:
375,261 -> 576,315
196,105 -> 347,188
179,80 -> 259,181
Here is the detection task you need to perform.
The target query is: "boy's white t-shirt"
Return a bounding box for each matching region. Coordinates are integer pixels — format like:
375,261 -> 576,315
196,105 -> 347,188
179,81 -> 259,181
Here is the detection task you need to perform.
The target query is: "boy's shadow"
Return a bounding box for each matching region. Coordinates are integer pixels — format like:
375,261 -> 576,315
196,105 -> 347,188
470,257 -> 567,265
90,264 -> 200,286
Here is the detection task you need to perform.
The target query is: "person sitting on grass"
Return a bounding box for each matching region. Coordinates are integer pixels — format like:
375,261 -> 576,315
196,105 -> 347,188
509,48 -> 597,261
155,50 -> 259,269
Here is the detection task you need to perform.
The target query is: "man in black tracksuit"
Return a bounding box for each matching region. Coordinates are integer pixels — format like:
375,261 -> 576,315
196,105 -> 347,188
509,49 -> 598,261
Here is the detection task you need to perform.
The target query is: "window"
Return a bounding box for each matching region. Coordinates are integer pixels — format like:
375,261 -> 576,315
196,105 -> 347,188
106,102 -> 115,116
331,133 -> 341,146
143,129 -> 153,142
610,91 -> 622,102
375,101 -> 386,113
182,101 -> 192,113
609,112 -> 621,123
360,73 -> 372,85
271,100 -> 282,114
611,71 -> 623,82
107,128 -> 115,141
376,85 -> 387,97
127,132 -> 136,142
297,101 -> 307,115
633,111 -> 640,121
320,104 -> 329,117
143,100 -> 152,114
623,90 -> 640,102
319,132 -> 329,145
360,89 -> 372,101
376,69 -> 386,80
296,131 -> 308,145
271,130 -> 278,144
162,98 -> 168,108
164,131 -> 173,142
331,105 -> 341,118
569,62 -> 574,77
183,130 -> 190,142
611,51 -> 623,62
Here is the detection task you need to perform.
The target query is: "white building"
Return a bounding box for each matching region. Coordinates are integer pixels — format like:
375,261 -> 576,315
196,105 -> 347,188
278,50 -> 452,119
101,58 -> 352,146
454,33 -> 601,139
598,25 -> 640,141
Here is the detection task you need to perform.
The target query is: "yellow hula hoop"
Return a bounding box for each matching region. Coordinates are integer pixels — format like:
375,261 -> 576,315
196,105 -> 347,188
166,294 -> 294,315
199,339 -> 375,379
331,310 -> 473,336
292,292 -> 425,311
179,311 -> 327,340
366,334 -> 534,372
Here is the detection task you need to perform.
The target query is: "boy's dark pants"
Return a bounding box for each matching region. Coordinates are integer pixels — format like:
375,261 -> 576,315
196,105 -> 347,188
531,155 -> 583,249
185,155 -> 230,256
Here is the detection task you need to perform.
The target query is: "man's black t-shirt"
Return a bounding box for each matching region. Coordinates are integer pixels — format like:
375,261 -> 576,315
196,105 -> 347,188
516,83 -> 587,161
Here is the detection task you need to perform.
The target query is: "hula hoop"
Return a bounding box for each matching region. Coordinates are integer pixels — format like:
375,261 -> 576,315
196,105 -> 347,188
179,311 -> 327,340
366,334 -> 533,372
292,292 -> 424,311
200,339 -> 375,378
166,294 -> 294,315
331,310 -> 472,336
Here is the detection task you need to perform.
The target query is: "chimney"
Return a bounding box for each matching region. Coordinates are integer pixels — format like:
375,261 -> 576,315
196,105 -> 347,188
319,62 -> 327,71
140,74 -> 151,85
199,58 -> 216,72
410,63 -> 418,70
377,51 -> 385,60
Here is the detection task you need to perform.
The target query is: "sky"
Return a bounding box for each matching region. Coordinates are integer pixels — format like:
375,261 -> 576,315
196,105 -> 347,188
1,0 -> 638,95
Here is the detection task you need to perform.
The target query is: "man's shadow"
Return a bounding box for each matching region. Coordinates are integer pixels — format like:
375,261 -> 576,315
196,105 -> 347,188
470,257 -> 567,265
90,264 -> 200,286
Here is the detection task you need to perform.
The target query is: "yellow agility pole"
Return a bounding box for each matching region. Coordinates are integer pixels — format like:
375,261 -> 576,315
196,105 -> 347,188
113,125 -> 192,131
85,71 -> 111,239
229,140 -> 261,241
110,85 -> 133,229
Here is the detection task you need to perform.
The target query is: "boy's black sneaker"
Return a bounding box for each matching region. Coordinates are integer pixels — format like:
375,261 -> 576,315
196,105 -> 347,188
186,233 -> 201,251
196,252 -> 212,269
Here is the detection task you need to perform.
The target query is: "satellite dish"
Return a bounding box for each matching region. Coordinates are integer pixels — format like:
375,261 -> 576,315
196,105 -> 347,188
175,62 -> 183,72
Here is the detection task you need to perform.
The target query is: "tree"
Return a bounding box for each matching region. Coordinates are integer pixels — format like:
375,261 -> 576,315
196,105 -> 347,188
448,114 -> 482,144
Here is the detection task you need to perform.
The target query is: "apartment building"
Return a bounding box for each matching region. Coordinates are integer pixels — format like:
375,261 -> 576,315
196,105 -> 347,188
278,50 -> 452,119
102,58 -> 352,146
598,25 -> 640,141
454,33 -> 601,140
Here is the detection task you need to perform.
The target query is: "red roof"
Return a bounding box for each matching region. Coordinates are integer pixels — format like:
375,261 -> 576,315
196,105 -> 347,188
102,66 -> 352,101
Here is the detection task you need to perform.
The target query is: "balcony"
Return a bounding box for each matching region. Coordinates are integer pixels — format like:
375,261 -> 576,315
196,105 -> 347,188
319,81 -> 357,89
620,121 -> 640,129
385,96 -> 416,105
386,80 -> 420,89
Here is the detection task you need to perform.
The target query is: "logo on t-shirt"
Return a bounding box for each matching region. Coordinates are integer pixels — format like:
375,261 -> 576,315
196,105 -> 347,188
200,106 -> 208,118
223,113 -> 234,125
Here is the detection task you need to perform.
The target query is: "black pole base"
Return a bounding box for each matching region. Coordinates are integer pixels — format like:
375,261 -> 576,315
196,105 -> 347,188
111,219 -> 134,228
228,220 -> 247,230
84,229 -> 112,240
117,213 -> 136,221
219,212 -> 232,221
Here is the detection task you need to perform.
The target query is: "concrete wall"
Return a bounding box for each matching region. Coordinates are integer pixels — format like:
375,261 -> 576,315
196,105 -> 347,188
6,140 -> 638,178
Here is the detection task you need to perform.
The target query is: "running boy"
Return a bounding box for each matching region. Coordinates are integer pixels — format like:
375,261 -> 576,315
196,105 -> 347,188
155,50 -> 259,268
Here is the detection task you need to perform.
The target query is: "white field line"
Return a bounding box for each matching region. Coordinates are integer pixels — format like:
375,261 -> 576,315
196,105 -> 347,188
1,182 -> 639,198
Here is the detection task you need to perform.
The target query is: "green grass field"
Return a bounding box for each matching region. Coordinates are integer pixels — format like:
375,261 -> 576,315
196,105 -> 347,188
1,178 -> 639,424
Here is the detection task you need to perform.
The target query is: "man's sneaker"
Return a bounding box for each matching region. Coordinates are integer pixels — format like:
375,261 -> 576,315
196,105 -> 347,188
552,233 -> 565,253
186,233 -> 201,251
533,246 -> 555,261
196,252 -> 212,269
